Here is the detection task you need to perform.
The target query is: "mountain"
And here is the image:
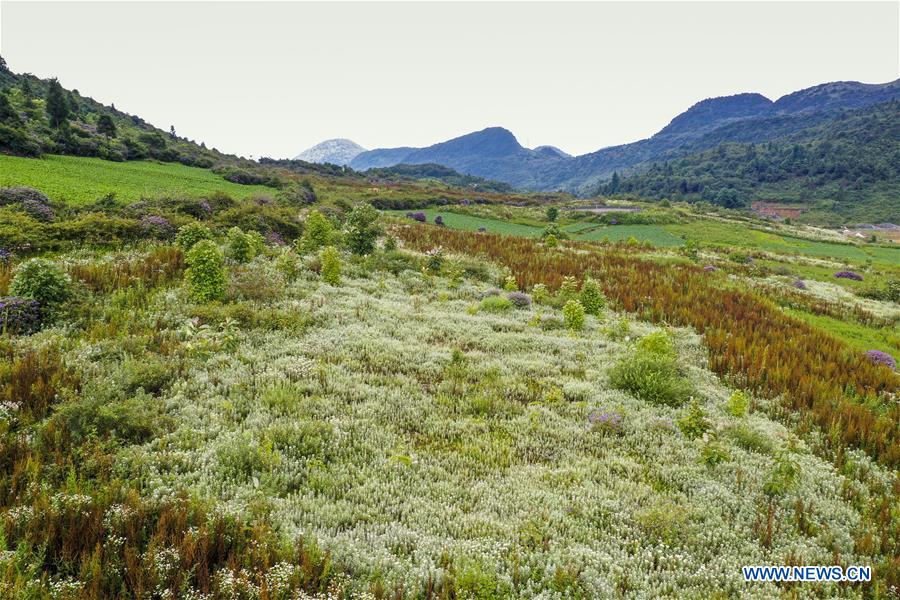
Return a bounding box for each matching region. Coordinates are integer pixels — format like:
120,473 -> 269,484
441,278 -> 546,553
604,99 -> 900,224
350,127 -> 565,189
343,79 -> 900,197
293,138 -> 366,166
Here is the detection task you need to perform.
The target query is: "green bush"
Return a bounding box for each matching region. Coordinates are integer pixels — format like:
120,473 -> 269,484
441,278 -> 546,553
297,210 -> 335,254
579,277 -> 606,315
608,350 -> 693,407
503,275 -> 518,291
479,295 -> 514,312
558,276 -> 578,304
175,222 -> 213,250
10,258 -> 71,305
726,390 -> 750,417
226,226 -> 256,263
637,330 -> 674,357
531,283 -> 549,305
677,399 -> 711,439
562,299 -> 585,331
185,239 -> 226,302
344,203 -> 381,255
320,246 -> 341,285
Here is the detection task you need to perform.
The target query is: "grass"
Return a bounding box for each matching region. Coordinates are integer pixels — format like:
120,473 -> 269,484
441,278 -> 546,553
666,221 -> 900,266
784,308 -> 900,357
0,154 -> 275,204
572,224 -> 685,247
386,208 -> 545,237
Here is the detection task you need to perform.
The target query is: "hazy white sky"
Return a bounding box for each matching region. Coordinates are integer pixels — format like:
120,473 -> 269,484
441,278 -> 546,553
1,1 -> 898,158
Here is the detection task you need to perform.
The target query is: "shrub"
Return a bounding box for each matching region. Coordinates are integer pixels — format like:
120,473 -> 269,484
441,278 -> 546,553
792,279 -> 806,290
226,226 -> 256,263
320,246 -> 341,285
507,291 -> 532,308
185,239 -> 225,302
608,351 -> 693,407
834,271 -> 863,281
503,275 -> 518,291
344,203 -> 381,255
865,350 -> 896,370
677,399 -> 711,439
139,215 -> 175,239
579,277 -> 606,315
425,247 -> 444,273
726,390 -> 750,417
558,276 -> 578,304
10,258 -> 70,305
434,215 -> 445,226
700,437 -> 729,467
0,186 -> 50,207
637,330 -> 674,357
479,295 -> 514,312
587,409 -> 623,435
562,299 -> 585,331
275,249 -> 302,281
406,211 -> 427,223
297,210 -> 335,254
531,283 -> 549,304
175,222 -> 213,250
0,296 -> 42,334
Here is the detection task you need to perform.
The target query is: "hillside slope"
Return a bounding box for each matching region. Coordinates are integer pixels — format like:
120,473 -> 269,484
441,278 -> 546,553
293,138 -> 366,165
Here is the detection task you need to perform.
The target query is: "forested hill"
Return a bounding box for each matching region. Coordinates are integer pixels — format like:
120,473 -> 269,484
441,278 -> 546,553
604,100 -> 900,224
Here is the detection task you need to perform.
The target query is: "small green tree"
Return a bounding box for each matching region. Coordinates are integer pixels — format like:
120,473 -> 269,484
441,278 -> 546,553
0,92 -> 21,126
175,222 -> 213,251
546,206 -> 559,222
97,114 -> 117,143
562,299 -> 585,331
344,203 -> 381,255
297,210 -> 335,254
579,277 -> 606,315
320,246 -> 341,285
185,240 -> 226,302
45,78 -> 70,128
10,258 -> 71,305
503,275 -> 518,291
558,276 -> 578,304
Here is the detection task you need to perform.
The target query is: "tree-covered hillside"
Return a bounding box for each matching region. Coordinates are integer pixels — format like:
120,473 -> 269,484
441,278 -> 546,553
604,101 -> 900,224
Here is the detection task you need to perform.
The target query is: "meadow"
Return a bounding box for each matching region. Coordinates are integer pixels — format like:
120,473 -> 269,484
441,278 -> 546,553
0,154 -> 897,598
0,154 -> 275,204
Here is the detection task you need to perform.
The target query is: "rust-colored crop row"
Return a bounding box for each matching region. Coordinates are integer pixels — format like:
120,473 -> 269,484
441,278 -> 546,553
394,224 -> 900,466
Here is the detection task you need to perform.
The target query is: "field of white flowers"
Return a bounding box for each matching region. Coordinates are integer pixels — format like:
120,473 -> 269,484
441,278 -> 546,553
42,251 -> 885,598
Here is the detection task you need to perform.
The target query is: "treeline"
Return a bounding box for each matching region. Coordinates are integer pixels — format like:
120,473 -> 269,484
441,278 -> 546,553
602,101 -> 900,222
367,163 -> 515,192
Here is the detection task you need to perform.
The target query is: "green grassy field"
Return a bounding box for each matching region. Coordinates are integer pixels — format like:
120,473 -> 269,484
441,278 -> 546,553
0,154 -> 274,204
387,208 -> 545,237
572,224 -> 685,246
665,221 -> 900,266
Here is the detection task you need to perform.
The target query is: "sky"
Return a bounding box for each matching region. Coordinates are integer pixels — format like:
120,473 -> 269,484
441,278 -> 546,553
1,1 -> 898,159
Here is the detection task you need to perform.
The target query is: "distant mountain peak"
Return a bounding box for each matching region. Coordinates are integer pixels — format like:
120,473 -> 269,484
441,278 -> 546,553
294,138 -> 366,166
534,145 -> 572,158
658,93 -> 774,137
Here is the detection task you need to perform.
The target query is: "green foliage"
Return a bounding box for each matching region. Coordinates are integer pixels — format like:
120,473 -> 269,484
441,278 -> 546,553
185,239 -> 226,302
297,209 -> 335,254
503,274 -> 518,291
579,277 -> 606,315
479,295 -> 514,313
320,245 -> 341,285
700,436 -> 730,467
275,248 -> 301,281
175,222 -> 213,251
96,114 -> 117,140
608,350 -> 693,407
344,203 -> 381,255
10,258 -> 71,305
677,399 -> 711,439
562,299 -> 585,331
726,390 -> 750,417
546,206 -> 558,222
558,275 -> 578,304
763,448 -> 801,498
637,330 -> 674,357
226,226 -> 259,263
45,78 -> 70,128
531,283 -> 549,305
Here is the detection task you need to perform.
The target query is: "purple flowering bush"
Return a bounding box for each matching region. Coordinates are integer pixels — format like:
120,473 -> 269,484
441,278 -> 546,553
0,187 -> 54,221
506,291 -> 532,308
703,265 -> 718,272
406,212 -> 427,223
0,248 -> 11,264
265,231 -> 286,246
792,280 -> 807,290
835,271 -> 863,281
865,350 -> 896,370
0,296 -> 43,335
434,215 -> 445,226
140,215 -> 175,239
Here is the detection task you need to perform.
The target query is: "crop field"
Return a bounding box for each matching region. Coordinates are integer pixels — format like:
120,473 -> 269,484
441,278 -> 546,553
570,224 -> 685,247
386,208 -> 545,237
0,154 -> 275,204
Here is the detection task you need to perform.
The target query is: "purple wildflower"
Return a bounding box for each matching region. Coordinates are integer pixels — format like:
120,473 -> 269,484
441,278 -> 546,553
478,227 -> 487,233
198,199 -> 212,214
792,280 -> 807,290
0,248 -> 11,264
406,211 -> 427,223
588,409 -> 624,433
703,265 -> 718,272
140,215 -> 175,239
835,271 -> 863,281
865,350 -> 896,370
609,218 -> 618,225
434,215 -> 445,227
0,296 -> 43,335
